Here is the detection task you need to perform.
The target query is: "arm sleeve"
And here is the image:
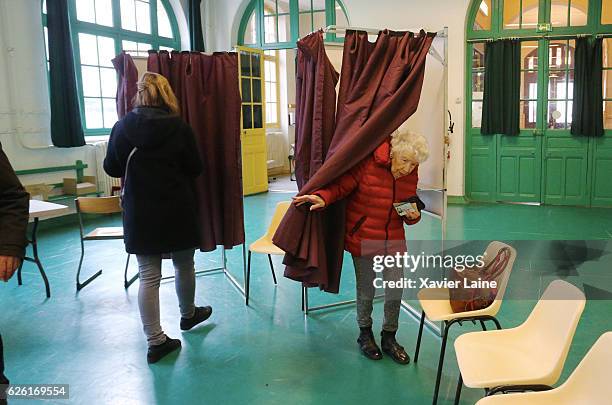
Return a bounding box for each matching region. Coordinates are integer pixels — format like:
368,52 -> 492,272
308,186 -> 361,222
181,125 -> 203,177
103,123 -> 125,178
314,160 -> 366,206
0,144 -> 30,258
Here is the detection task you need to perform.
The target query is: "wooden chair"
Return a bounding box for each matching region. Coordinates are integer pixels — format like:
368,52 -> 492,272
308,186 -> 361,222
75,196 -> 136,291
246,201 -> 291,305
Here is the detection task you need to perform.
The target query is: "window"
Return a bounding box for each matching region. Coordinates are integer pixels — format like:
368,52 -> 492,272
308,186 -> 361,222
264,50 -> 280,127
42,0 -> 180,134
474,0 -> 492,30
503,0 -> 539,30
550,0 -> 588,28
239,0 -> 349,49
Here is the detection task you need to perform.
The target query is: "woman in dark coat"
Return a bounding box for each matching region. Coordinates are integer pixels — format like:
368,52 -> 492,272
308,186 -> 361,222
104,72 -> 211,364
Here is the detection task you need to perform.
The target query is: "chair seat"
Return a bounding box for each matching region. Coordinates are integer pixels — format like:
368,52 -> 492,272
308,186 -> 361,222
249,236 -> 284,255
476,390 -> 587,405
455,329 -> 559,389
84,227 -> 124,240
418,288 -> 500,322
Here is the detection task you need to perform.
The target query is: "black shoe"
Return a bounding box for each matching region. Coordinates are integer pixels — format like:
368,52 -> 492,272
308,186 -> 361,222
381,330 -> 410,365
180,306 -> 212,331
357,327 -> 383,360
147,335 -> 181,364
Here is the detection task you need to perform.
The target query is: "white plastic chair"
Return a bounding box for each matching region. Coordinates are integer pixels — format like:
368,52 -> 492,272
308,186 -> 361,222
454,279 -> 586,404
414,241 -> 517,405
474,331 -> 612,405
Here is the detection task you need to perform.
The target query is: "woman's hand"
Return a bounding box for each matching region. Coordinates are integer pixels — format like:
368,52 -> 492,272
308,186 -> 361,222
406,203 -> 421,220
293,194 -> 326,211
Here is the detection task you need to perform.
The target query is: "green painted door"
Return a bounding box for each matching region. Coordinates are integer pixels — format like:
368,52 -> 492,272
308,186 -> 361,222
541,39 -> 590,205
591,135 -> 612,206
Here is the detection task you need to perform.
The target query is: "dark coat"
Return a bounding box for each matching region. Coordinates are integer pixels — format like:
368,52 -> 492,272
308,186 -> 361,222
0,142 -> 29,258
104,107 -> 203,255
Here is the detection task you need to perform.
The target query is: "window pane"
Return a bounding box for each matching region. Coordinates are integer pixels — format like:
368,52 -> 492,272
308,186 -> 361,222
43,27 -> 49,62
265,60 -> 276,82
251,53 -> 261,77
298,0 -> 311,12
472,43 -> 485,69
299,12 -> 313,37
549,40 -> 572,70
82,66 -> 101,97
243,12 -> 257,44
95,0 -> 113,26
472,72 -> 485,99
548,100 -> 568,129
335,1 -> 348,37
121,0 -> 137,31
264,15 -> 277,43
312,11 -> 325,31
604,101 -> 612,129
157,1 -> 173,38
103,98 -> 118,128
278,14 -> 289,42
521,71 -> 538,99
252,79 -> 262,103
76,0 -> 96,23
604,39 -> 611,68
268,82 -> 277,103
551,0 -> 569,27
472,101 -> 483,127
312,0 -> 325,10
241,78 -> 252,102
79,33 -> 99,65
569,0 -> 588,26
549,70 -> 568,99
474,0 -> 491,30
253,105 -> 263,128
97,36 -> 116,67
242,105 -> 253,129
240,52 -> 251,76
43,0 -> 47,14
520,100 -> 537,128
521,41 -> 538,69
84,98 -> 104,129
604,69 -> 611,99
135,0 -> 151,34
522,0 -> 539,29
604,0 -> 612,24
266,103 -> 277,124
503,0 -> 520,29
264,0 -> 275,15
100,68 -> 117,97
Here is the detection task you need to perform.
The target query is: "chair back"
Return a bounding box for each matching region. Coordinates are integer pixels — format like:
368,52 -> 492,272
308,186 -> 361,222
76,196 -> 122,214
558,331 -> 612,402
265,201 -> 291,239
481,241 -> 517,315
521,280 -> 586,383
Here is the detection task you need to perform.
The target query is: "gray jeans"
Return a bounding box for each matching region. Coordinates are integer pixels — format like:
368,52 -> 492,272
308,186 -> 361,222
352,255 -> 404,332
136,249 -> 196,346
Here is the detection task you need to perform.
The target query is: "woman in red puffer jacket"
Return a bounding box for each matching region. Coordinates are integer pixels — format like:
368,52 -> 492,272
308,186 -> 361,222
294,129 -> 429,364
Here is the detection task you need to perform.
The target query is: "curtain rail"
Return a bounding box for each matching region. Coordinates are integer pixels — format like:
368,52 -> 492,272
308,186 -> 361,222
324,25 -> 447,38
467,33 -> 610,43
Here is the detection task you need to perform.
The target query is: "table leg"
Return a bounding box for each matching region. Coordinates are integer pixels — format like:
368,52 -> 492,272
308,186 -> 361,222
21,218 -> 51,298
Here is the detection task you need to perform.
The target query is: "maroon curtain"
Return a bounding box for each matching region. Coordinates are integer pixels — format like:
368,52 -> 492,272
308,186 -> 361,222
294,31 -> 339,190
273,30 -> 435,293
148,51 -> 245,252
112,52 -> 138,119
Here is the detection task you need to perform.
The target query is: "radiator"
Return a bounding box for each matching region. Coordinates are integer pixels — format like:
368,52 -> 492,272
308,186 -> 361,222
266,131 -> 289,170
93,141 -> 121,196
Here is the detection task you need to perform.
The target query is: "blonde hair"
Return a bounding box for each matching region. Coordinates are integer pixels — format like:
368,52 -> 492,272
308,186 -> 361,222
390,129 -> 429,163
133,72 -> 180,115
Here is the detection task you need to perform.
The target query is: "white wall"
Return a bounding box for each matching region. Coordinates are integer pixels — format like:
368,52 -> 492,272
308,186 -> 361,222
204,0 -> 471,196
0,0 -> 189,187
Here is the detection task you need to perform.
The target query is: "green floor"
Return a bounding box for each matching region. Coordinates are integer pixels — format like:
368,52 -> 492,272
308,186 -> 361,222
2,193 -> 611,405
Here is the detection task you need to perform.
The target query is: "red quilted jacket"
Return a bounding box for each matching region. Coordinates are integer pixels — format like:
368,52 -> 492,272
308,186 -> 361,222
315,140 -> 420,257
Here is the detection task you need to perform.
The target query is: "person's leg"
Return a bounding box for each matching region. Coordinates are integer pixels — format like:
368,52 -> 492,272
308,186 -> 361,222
352,255 -> 376,329
380,263 -> 410,364
352,255 -> 382,360
135,254 -> 166,346
171,249 -> 196,319
0,334 -> 8,405
172,249 -> 212,331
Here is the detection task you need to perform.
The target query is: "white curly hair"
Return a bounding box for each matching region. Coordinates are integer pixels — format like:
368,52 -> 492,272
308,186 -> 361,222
390,128 -> 429,163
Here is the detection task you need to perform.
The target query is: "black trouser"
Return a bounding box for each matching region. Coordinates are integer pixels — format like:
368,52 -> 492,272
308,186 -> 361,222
0,334 -> 7,404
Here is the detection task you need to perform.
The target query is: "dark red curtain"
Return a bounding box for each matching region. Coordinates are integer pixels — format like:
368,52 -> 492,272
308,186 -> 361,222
294,31 -> 339,190
273,30 -> 435,293
112,52 -> 138,119
148,51 -> 245,252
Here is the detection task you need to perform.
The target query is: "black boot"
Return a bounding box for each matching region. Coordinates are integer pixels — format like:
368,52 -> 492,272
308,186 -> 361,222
147,335 -> 181,364
381,330 -> 410,365
180,306 -> 213,331
357,327 -> 383,360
